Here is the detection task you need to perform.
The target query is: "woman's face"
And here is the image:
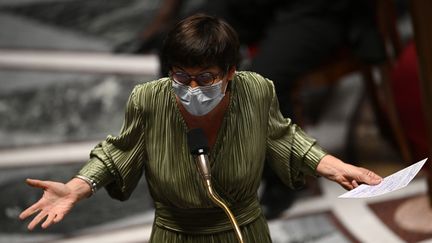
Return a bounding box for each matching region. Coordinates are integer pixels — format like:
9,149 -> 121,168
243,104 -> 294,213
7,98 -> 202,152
170,66 -> 235,88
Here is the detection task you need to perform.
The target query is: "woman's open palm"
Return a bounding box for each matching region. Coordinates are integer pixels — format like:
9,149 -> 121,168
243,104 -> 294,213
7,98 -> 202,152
19,179 -> 77,230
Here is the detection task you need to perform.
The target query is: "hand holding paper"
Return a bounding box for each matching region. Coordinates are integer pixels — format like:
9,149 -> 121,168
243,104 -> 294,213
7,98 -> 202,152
339,158 -> 428,198
316,155 -> 383,190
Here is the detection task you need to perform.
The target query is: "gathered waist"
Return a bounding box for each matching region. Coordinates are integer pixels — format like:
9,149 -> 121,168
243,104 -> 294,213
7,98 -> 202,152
154,198 -> 262,234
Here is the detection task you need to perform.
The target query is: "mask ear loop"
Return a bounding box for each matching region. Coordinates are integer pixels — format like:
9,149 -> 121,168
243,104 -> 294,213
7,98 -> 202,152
222,80 -> 229,95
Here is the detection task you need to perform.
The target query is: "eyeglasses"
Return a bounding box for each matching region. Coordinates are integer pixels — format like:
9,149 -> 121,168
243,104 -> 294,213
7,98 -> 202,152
170,70 -> 222,86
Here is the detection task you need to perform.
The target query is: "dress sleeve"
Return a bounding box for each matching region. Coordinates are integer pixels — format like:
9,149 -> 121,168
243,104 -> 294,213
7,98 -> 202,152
266,81 -> 327,189
77,85 -> 147,201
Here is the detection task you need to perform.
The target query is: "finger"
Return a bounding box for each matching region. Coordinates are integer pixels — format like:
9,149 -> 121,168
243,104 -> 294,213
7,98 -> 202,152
358,169 -> 382,185
41,213 -> 56,229
19,203 -> 42,220
26,179 -> 49,189
341,182 -> 354,190
351,180 -> 359,188
53,213 -> 65,223
28,211 -> 48,231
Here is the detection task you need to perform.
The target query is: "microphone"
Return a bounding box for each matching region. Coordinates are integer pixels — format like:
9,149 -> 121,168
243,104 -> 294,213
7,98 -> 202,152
187,128 -> 211,180
186,128 -> 244,243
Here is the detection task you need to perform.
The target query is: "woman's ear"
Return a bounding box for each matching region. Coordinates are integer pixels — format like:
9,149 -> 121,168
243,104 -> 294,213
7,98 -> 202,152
226,66 -> 236,81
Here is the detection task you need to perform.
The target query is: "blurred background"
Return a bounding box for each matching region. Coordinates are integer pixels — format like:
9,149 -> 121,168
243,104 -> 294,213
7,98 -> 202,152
0,0 -> 431,242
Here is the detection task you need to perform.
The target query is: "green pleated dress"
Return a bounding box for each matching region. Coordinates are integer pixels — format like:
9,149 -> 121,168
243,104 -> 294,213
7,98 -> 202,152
78,71 -> 327,242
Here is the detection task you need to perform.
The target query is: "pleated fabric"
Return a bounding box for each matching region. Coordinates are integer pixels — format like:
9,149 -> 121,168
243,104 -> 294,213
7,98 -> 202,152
78,71 -> 327,242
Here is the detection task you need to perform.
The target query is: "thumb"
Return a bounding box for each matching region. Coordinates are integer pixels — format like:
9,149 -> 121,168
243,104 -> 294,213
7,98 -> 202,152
358,169 -> 382,185
25,178 -> 49,189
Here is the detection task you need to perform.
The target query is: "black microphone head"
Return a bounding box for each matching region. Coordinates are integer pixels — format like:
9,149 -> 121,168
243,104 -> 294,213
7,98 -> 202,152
187,128 -> 209,155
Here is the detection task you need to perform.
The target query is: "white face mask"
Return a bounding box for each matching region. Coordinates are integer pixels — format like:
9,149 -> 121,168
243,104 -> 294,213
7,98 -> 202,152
172,80 -> 226,116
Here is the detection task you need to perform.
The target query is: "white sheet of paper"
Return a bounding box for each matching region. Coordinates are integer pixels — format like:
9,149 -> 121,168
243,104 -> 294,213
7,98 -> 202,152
338,158 -> 428,198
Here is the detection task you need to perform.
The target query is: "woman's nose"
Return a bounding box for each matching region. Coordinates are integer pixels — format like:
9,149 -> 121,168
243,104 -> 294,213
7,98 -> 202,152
189,79 -> 199,88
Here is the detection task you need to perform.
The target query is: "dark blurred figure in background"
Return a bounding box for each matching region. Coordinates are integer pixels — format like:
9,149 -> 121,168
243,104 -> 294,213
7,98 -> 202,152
115,0 -> 386,219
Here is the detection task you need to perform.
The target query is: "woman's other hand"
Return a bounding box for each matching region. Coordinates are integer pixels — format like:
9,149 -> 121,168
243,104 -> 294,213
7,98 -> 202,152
316,155 -> 382,190
19,178 -> 91,230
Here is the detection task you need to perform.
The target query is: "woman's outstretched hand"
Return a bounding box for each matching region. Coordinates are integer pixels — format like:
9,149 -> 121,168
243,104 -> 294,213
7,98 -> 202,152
316,155 -> 382,190
19,178 -> 91,230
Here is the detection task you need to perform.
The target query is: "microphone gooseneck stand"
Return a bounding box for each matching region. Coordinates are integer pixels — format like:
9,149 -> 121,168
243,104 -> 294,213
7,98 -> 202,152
187,129 -> 244,243
196,151 -> 244,243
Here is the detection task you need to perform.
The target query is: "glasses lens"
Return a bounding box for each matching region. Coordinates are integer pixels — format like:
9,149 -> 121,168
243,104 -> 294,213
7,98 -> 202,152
196,73 -> 215,85
173,72 -> 190,84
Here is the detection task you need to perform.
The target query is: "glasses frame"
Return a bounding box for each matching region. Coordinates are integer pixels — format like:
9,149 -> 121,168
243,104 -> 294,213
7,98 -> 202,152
169,70 -> 223,86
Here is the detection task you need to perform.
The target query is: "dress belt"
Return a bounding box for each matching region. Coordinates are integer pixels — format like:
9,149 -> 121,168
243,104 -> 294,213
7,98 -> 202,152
154,198 -> 262,234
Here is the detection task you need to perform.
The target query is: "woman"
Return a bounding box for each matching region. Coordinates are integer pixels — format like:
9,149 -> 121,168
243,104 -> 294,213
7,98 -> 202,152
20,14 -> 382,242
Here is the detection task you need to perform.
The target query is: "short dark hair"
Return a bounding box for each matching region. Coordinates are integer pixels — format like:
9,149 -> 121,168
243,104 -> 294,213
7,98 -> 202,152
161,13 -> 240,75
